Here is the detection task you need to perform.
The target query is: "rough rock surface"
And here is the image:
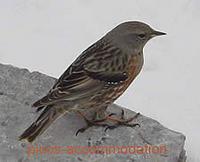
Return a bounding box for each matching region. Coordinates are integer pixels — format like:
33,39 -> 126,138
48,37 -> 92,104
0,63 -> 186,162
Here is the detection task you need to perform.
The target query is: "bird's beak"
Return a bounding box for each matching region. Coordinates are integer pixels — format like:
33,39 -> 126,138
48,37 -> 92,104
151,30 -> 166,37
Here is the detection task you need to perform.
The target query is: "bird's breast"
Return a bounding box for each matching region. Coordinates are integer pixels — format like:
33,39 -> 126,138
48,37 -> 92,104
127,54 -> 144,82
106,53 -> 144,102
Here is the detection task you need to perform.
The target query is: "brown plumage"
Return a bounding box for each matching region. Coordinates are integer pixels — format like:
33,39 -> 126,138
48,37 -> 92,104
19,21 -> 165,142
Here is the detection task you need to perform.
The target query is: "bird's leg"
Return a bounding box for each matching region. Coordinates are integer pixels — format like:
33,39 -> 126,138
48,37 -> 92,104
75,111 -> 115,136
105,110 -> 140,132
92,106 -> 108,120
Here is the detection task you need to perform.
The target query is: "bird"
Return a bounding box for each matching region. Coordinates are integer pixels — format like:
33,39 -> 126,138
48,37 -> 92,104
19,21 -> 166,142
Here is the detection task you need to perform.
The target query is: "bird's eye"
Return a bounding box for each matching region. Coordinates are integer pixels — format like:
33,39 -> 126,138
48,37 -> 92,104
138,34 -> 146,39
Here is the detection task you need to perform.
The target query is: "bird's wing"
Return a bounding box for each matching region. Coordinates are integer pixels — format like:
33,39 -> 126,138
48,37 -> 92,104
32,40 -> 129,108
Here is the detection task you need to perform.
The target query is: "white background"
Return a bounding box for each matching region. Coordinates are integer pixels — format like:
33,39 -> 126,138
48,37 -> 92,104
0,0 -> 199,161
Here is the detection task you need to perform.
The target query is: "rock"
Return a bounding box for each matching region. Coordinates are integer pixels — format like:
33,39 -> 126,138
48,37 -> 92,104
0,63 -> 186,162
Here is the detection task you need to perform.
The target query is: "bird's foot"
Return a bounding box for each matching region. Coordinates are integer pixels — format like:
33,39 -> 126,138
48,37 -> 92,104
105,110 -> 140,132
75,111 -> 115,136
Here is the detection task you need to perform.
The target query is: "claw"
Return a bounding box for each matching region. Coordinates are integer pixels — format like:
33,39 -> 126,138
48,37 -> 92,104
125,123 -> 140,128
104,123 -> 140,132
121,109 -> 125,119
109,113 -> 117,117
76,127 -> 88,136
104,125 -> 117,132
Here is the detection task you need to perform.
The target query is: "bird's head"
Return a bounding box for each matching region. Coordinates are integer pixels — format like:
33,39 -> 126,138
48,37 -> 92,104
106,21 -> 166,53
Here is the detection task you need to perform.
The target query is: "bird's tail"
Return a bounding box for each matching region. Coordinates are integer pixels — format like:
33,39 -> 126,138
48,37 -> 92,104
19,106 -> 65,142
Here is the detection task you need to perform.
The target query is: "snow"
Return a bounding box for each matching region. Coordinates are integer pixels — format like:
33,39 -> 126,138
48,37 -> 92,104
0,0 -> 199,161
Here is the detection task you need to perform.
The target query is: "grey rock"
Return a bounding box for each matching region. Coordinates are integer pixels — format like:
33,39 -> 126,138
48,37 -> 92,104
0,63 -> 186,162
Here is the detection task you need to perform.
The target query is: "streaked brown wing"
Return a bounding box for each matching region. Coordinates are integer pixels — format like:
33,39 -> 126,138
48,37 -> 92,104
32,68 -> 103,107
32,39 -> 128,108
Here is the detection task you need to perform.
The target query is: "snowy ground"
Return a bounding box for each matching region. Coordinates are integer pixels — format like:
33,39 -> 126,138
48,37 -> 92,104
0,0 -> 199,161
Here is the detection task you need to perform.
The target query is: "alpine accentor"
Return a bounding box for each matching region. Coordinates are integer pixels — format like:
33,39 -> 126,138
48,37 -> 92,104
19,21 -> 165,142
